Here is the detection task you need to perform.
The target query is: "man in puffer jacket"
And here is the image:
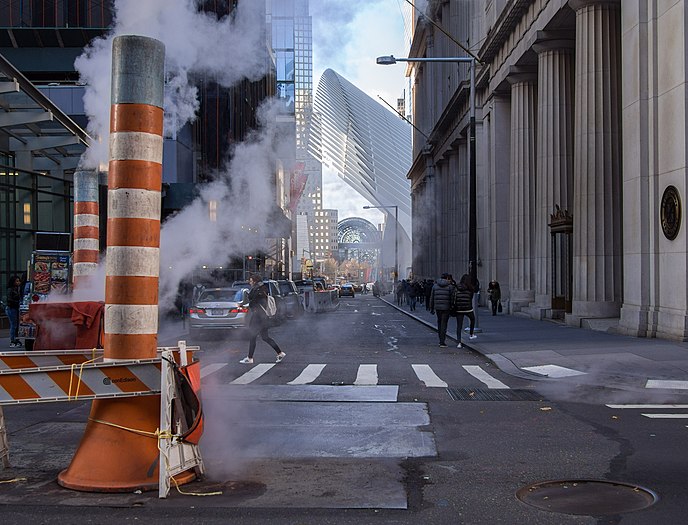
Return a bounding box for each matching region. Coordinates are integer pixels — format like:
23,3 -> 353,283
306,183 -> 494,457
454,273 -> 477,348
429,273 -> 455,347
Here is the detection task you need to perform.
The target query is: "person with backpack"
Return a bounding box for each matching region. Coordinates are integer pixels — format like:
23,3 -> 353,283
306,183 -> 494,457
239,273 -> 287,365
239,273 -> 285,364
454,273 -> 478,348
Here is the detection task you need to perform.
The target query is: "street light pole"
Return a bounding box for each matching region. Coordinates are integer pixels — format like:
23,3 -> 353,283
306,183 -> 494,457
363,204 -> 399,283
376,55 -> 477,285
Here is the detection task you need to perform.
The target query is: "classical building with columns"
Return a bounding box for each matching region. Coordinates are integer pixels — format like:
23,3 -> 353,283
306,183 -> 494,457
408,1 -> 688,340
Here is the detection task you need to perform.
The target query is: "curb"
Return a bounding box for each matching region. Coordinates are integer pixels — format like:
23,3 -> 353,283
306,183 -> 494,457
379,296 -> 548,381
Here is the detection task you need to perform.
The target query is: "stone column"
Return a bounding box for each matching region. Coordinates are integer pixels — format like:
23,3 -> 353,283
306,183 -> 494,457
568,0 -> 622,321
533,35 -> 575,311
486,93 -> 511,307
508,71 -> 538,309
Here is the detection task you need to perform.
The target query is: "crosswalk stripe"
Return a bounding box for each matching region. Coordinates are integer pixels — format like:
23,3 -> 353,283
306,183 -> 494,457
412,364 -> 447,388
354,364 -> 378,385
462,365 -> 509,389
231,363 -> 275,385
606,404 -> 688,409
288,364 -> 327,385
522,364 -> 586,378
646,379 -> 688,390
641,414 -> 688,419
200,363 -> 227,378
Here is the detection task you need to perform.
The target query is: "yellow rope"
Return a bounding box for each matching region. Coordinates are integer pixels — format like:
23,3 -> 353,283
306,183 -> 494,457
68,354 -> 99,401
0,477 -> 27,484
88,417 -> 159,438
87,417 -> 221,497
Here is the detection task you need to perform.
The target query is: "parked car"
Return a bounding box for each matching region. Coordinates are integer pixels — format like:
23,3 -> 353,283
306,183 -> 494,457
339,283 -> 355,297
277,279 -> 304,318
188,287 -> 249,339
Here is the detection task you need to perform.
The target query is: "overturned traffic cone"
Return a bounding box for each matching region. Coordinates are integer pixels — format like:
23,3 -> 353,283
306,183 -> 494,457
59,35 -> 194,492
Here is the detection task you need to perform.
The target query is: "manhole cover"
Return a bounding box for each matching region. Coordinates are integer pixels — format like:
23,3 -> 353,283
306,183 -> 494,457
516,479 -> 658,516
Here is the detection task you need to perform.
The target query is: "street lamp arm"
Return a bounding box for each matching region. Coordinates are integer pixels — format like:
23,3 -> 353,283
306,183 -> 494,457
377,55 -> 474,65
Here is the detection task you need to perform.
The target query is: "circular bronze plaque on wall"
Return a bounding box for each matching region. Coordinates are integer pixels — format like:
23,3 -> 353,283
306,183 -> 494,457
661,185 -> 681,240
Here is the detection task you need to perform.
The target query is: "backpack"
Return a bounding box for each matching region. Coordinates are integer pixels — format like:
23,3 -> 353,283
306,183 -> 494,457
264,294 -> 277,317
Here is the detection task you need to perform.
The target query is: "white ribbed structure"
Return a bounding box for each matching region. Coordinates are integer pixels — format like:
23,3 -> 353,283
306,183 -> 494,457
312,69 -> 412,240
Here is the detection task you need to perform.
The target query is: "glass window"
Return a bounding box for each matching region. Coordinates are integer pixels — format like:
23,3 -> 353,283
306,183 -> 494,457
272,0 -> 294,16
272,19 -> 293,48
276,51 -> 294,81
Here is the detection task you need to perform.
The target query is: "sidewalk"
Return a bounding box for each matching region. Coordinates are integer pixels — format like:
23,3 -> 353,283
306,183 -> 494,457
381,293 -> 688,394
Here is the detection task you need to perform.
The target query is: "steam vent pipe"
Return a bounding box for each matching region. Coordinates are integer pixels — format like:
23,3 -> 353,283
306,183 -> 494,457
72,168 -> 100,287
57,36 -> 195,493
104,35 -> 165,360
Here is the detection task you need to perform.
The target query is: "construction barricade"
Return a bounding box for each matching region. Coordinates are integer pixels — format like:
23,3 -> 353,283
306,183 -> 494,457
0,341 -> 204,498
302,289 -> 340,313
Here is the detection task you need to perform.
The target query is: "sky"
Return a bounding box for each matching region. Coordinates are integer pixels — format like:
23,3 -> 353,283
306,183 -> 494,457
311,0 -> 414,228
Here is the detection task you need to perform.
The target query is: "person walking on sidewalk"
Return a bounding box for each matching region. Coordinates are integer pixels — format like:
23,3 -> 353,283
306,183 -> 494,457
239,273 -> 286,364
454,273 -> 477,348
429,273 -> 454,348
487,279 -> 502,316
5,275 -> 22,348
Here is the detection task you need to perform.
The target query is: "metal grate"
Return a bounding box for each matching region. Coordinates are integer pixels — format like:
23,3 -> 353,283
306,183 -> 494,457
446,388 -> 544,401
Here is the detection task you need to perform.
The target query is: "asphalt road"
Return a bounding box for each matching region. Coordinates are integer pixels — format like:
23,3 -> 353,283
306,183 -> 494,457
1,294 -> 686,524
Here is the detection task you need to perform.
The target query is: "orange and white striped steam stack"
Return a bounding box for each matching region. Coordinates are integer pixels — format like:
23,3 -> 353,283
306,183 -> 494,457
104,35 -> 165,361
72,168 -> 99,287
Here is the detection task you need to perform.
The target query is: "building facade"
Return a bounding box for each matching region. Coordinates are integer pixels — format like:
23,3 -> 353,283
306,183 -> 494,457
312,68 -> 413,279
408,0 -> 688,340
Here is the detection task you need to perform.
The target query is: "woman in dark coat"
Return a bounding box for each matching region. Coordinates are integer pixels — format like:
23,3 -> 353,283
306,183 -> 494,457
239,273 -> 285,364
487,280 -> 502,315
5,275 -> 23,348
454,274 -> 477,348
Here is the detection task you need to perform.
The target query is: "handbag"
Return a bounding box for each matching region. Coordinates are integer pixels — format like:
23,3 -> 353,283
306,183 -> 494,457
497,301 -> 503,313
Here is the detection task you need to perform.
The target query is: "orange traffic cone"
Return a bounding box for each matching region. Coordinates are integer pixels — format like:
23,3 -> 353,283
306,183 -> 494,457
58,396 -> 195,492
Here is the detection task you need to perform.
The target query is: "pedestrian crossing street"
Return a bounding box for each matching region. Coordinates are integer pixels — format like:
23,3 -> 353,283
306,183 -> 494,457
200,361 -> 512,389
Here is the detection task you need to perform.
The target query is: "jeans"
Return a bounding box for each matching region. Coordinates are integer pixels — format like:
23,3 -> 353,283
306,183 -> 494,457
5,306 -> 18,343
456,311 -> 476,341
435,310 -> 451,345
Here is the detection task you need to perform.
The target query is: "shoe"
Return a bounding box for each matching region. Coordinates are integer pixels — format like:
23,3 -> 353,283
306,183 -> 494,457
239,357 -> 253,364
457,343 -> 463,348
439,343 -> 447,348
469,335 -> 477,340
276,352 -> 286,363
8,342 -> 16,348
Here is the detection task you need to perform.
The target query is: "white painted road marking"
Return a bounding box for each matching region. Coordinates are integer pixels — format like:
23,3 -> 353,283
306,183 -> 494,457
231,363 -> 275,384
354,364 -> 378,385
412,364 -> 448,387
288,364 -> 327,385
606,404 -> 688,409
646,379 -> 688,390
641,414 -> 688,419
462,365 -> 510,389
200,362 -> 227,378
522,365 -> 586,378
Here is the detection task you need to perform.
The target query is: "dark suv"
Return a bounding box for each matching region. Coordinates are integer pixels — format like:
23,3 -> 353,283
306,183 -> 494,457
276,279 -> 304,318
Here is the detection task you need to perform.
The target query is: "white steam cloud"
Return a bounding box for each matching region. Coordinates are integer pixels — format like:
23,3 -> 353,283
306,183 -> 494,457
158,99 -> 292,308
72,0 -> 289,313
76,0 -> 267,169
